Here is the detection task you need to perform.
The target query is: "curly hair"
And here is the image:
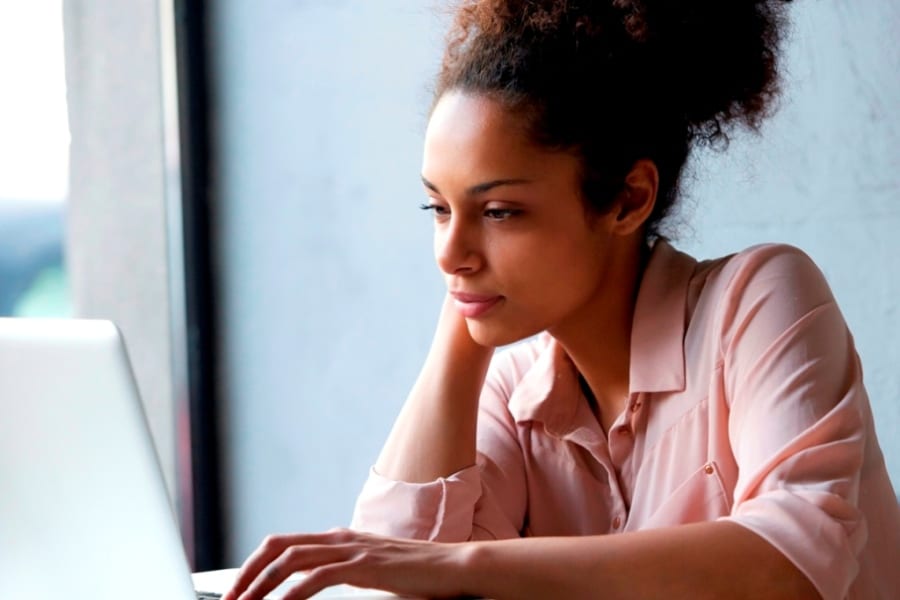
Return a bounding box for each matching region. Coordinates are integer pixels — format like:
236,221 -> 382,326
435,0 -> 793,239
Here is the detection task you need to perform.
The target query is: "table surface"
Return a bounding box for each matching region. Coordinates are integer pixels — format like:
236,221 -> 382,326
192,568 -> 419,599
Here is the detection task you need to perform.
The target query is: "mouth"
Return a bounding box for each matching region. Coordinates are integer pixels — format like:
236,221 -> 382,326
450,292 -> 504,318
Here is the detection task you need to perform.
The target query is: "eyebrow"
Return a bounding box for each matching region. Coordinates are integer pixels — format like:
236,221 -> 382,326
421,176 -> 532,196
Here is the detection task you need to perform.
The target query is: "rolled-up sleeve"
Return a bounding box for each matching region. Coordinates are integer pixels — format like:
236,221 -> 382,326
718,245 -> 868,600
351,351 -> 528,542
349,465 -> 483,541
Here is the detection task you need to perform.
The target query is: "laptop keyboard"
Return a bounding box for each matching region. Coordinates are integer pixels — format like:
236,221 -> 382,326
196,593 -> 222,599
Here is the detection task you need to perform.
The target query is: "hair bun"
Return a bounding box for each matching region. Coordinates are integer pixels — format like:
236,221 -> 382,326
613,0 -> 794,143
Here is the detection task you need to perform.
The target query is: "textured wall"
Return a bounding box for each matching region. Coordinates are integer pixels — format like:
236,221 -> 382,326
211,0 -> 900,564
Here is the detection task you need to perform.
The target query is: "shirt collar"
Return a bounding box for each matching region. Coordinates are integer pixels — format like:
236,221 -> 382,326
628,239 -> 697,394
508,240 -> 697,428
507,333 -> 582,434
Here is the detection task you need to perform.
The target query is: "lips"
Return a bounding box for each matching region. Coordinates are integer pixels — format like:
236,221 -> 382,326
450,291 -> 503,318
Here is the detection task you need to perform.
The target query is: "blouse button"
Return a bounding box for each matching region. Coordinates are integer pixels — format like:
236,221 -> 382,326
612,516 -> 622,529
704,463 -> 715,475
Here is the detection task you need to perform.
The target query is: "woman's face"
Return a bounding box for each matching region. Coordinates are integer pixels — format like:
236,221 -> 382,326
421,91 -> 623,347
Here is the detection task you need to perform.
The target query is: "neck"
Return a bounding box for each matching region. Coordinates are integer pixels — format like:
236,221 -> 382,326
549,239 -> 647,433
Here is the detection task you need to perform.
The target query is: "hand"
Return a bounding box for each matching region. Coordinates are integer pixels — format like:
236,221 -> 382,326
222,528 -> 472,600
433,291 -> 495,352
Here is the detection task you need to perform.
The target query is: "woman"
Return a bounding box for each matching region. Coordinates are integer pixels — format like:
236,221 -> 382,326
225,1 -> 900,598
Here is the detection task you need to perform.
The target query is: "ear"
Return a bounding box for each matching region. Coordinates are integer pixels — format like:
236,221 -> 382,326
611,159 -> 658,236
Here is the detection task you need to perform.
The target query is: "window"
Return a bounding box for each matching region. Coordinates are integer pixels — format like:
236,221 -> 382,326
0,1 -> 71,318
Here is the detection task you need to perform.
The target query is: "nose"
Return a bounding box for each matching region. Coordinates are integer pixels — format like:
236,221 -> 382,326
434,215 -> 483,275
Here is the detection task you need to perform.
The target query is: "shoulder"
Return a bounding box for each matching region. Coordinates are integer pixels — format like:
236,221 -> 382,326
699,243 -> 827,286
693,242 -> 835,312
689,243 -> 843,355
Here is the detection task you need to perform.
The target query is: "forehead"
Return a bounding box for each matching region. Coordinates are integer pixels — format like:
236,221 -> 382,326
422,91 -> 575,188
424,92 -> 536,171
426,91 -> 526,144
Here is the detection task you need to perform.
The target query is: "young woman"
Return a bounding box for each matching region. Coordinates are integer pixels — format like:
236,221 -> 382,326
225,1 -> 900,598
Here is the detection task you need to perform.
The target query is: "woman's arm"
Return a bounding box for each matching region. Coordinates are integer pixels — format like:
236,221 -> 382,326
350,296 -> 530,542
465,521 -> 819,600
373,294 -> 493,483
223,520 -> 819,600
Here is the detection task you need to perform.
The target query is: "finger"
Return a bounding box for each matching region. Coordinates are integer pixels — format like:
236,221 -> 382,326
279,558 -> 366,600
224,534 -> 298,600
226,530 -> 353,600
237,544 -> 357,600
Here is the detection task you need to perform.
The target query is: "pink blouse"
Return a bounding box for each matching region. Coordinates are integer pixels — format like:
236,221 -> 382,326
351,241 -> 900,599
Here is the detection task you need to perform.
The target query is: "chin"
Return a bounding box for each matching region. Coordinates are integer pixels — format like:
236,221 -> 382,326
466,318 -> 540,348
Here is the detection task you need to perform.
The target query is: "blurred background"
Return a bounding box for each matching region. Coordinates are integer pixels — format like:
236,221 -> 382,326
0,2 -> 70,318
1,0 -> 897,570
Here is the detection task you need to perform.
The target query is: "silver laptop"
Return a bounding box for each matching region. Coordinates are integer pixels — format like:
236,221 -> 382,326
0,318 -> 403,600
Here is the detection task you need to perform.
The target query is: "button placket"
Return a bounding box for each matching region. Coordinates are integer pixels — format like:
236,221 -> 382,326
609,420 -> 634,467
628,392 -> 646,427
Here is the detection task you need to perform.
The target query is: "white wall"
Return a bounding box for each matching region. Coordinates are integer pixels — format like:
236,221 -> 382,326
210,1 -> 447,563
211,1 -> 900,564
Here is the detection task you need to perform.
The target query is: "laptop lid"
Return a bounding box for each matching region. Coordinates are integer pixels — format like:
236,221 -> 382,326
0,318 -> 414,600
0,318 -> 196,600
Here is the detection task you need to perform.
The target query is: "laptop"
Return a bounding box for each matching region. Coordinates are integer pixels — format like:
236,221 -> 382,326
0,318 -> 406,600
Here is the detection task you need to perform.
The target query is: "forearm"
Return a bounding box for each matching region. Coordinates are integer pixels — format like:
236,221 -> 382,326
458,521 -> 820,600
374,296 -> 493,483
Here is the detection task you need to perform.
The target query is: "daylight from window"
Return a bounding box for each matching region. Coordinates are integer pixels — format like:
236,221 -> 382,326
0,0 -> 71,317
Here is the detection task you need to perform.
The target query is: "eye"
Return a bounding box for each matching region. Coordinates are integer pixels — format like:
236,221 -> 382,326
419,202 -> 450,218
484,208 -> 520,221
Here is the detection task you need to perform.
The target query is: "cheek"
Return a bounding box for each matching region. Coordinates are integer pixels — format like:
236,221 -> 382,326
503,237 -> 605,295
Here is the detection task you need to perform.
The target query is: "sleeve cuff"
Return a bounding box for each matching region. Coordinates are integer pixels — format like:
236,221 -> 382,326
350,464 -> 483,542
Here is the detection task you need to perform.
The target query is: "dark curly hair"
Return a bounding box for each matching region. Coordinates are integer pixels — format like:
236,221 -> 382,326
435,0 -> 794,240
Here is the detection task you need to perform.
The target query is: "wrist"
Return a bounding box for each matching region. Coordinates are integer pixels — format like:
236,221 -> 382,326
448,541 -> 488,597
438,292 -> 491,340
